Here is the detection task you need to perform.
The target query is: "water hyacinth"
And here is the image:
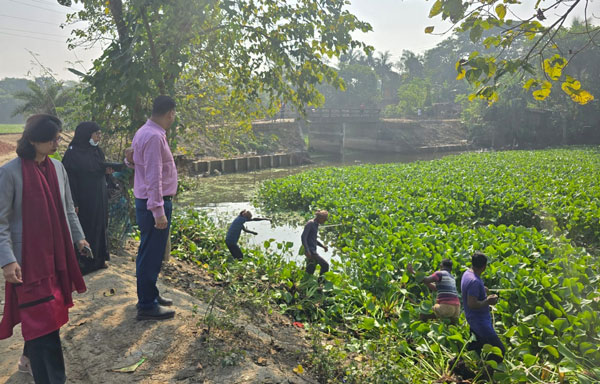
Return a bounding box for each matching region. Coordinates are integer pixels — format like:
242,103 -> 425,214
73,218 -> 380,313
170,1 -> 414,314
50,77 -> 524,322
255,148 -> 600,383
170,149 -> 600,382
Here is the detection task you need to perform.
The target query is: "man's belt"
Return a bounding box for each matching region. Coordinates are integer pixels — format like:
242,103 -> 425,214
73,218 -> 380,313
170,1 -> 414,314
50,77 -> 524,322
163,196 -> 173,201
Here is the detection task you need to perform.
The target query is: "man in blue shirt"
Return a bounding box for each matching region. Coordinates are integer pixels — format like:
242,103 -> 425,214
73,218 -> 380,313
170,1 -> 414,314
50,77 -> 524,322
225,210 -> 269,259
461,252 -> 505,363
301,210 -> 329,276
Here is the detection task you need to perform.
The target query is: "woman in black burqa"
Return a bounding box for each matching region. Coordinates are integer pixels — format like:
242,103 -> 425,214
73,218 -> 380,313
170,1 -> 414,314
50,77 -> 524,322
62,122 -> 110,274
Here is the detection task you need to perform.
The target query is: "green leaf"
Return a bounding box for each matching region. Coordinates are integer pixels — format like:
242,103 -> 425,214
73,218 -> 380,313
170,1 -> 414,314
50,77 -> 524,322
540,343 -> 560,358
112,357 -> 146,373
414,271 -> 426,282
446,0 -> 466,23
523,353 -> 537,367
429,0 -> 444,17
425,26 -> 435,34
359,317 -> 378,330
67,67 -> 86,77
470,24 -> 483,42
447,333 -> 464,343
552,318 -> 568,332
495,4 -> 506,20
557,341 -> 582,364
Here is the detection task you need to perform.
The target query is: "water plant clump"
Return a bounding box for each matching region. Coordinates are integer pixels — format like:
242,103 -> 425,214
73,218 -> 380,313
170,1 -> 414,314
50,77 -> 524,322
253,148 -> 600,383
170,149 -> 599,382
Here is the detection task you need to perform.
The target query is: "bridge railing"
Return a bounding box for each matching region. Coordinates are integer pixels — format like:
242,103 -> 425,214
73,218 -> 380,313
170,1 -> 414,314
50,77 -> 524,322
306,108 -> 380,119
270,107 -> 381,120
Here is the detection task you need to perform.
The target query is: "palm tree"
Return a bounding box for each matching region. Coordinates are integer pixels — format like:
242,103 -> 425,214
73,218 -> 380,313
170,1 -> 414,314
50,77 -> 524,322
339,48 -> 364,66
375,51 -> 393,74
396,50 -> 425,79
11,79 -> 69,117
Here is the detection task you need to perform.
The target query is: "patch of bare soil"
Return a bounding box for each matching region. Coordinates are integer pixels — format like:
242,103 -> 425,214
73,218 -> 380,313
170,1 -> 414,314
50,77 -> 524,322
0,132 -> 74,166
0,135 -> 20,166
0,240 -> 317,383
0,140 -> 16,155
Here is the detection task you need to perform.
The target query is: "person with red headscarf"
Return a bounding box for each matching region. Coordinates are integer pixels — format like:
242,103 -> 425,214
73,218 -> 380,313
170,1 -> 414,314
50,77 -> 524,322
0,114 -> 89,384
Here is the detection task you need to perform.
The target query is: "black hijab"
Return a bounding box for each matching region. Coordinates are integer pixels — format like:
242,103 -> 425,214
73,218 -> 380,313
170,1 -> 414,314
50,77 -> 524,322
62,121 -> 106,173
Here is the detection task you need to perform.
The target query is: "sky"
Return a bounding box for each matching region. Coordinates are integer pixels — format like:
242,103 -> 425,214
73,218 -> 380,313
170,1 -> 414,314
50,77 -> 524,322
0,0 -> 599,80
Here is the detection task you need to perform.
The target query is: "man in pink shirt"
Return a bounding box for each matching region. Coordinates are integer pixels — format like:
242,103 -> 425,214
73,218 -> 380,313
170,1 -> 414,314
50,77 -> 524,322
130,96 -> 178,320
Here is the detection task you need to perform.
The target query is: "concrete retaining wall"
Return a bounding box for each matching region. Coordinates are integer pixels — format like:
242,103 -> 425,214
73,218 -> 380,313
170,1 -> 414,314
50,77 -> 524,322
186,151 -> 310,176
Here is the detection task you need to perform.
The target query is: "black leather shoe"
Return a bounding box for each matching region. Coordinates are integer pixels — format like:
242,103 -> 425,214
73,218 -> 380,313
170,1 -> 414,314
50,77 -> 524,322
135,295 -> 173,309
157,295 -> 173,306
136,305 -> 176,321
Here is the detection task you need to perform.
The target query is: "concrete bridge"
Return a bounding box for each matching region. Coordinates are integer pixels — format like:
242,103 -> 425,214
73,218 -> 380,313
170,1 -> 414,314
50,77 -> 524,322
301,108 -> 381,153
173,109 -> 468,176
299,108 -> 468,154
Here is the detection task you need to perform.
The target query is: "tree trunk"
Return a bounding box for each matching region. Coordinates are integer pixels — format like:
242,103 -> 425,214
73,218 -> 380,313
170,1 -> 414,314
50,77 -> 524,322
108,0 -> 128,47
141,6 -> 167,95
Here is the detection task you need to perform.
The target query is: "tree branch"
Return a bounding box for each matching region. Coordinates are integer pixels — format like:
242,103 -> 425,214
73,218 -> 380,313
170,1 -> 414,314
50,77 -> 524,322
140,6 -> 166,94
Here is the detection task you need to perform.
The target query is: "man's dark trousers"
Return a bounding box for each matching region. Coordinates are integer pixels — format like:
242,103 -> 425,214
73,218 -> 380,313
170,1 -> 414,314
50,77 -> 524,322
467,321 -> 506,363
305,252 -> 329,275
135,198 -> 172,310
226,242 -> 244,259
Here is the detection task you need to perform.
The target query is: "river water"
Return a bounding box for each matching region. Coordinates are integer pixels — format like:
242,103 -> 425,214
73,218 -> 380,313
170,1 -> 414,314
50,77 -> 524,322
178,150 -> 461,262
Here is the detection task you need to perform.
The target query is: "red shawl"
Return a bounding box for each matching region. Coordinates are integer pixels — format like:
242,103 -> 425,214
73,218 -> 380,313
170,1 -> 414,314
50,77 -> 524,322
0,157 -> 86,341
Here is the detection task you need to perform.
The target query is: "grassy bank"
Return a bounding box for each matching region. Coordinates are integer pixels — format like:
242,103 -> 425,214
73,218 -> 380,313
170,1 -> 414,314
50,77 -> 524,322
0,124 -> 23,134
171,148 -> 600,383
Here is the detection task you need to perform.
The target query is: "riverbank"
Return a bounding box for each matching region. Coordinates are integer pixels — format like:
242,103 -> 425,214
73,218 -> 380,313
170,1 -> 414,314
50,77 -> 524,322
0,239 -> 318,384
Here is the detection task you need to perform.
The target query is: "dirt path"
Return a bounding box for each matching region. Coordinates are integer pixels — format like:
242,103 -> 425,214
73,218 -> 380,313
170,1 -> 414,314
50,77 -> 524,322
0,134 -> 19,166
0,241 -> 317,383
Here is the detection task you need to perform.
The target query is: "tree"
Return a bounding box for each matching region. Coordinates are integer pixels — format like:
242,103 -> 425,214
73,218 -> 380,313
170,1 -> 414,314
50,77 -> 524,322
339,48 -> 367,66
426,0 -> 598,104
320,63 -> 380,108
396,50 -> 425,79
11,79 -> 70,117
456,20 -> 600,147
387,77 -> 430,117
0,78 -> 30,123
58,0 -> 372,138
337,50 -> 399,106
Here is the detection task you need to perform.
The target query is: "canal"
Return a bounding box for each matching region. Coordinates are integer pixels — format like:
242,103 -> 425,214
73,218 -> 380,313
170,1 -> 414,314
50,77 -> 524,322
177,150 -> 462,263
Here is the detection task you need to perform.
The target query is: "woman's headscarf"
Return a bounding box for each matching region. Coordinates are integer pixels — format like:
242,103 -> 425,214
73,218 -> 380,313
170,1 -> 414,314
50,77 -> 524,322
69,121 -> 101,148
62,121 -> 105,173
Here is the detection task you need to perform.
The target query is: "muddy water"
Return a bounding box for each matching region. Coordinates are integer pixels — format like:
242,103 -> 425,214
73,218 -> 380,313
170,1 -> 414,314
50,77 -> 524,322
196,201 -> 325,262
179,150 -> 462,263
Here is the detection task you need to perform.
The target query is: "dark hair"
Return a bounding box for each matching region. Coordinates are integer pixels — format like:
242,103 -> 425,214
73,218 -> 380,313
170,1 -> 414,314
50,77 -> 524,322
472,251 -> 488,269
441,259 -> 453,270
151,95 -> 176,116
16,114 -> 62,159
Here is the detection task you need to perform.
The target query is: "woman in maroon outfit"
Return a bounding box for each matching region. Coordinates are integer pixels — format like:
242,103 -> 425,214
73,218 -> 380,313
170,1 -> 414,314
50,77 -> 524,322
0,114 -> 89,384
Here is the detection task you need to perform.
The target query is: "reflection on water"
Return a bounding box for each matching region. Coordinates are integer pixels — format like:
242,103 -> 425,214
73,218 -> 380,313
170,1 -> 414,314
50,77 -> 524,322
177,167 -> 313,207
197,202 -> 335,264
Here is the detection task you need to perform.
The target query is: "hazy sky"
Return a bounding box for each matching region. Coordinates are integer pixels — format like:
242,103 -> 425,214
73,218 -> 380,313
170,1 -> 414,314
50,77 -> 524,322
1,0 -> 598,80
